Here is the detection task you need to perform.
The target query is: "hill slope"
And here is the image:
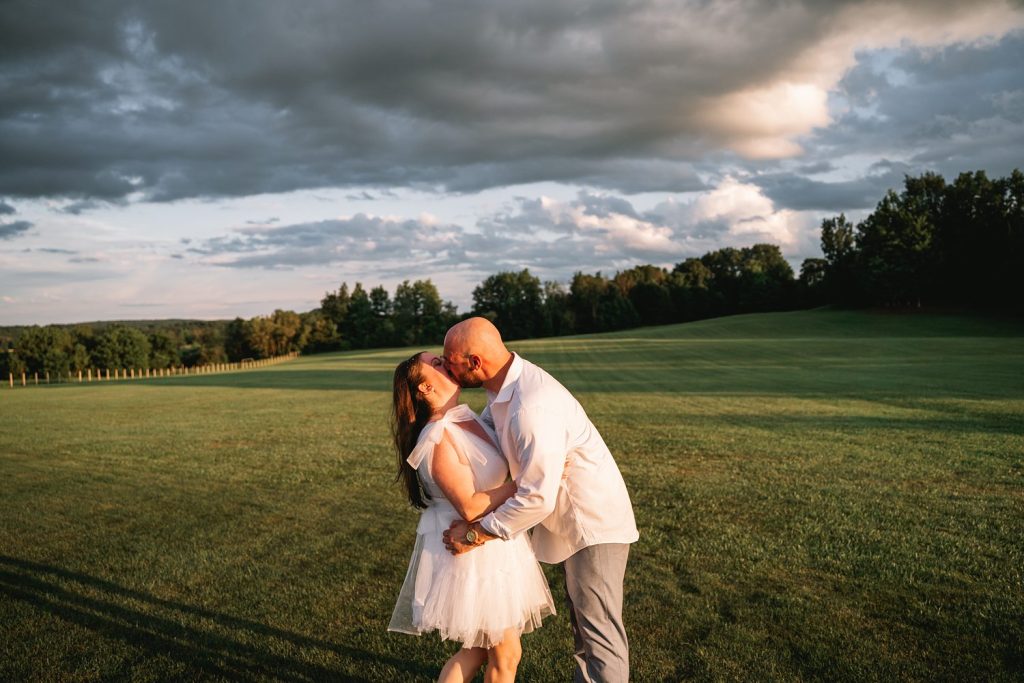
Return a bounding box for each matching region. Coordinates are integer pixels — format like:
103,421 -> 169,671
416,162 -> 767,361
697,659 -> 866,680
1,309 -> 1021,681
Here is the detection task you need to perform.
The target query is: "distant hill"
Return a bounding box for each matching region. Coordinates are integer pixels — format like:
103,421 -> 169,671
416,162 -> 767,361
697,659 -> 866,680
1,318 -> 231,338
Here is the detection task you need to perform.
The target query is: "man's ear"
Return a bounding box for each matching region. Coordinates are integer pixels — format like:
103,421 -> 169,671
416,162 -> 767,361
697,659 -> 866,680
469,355 -> 481,370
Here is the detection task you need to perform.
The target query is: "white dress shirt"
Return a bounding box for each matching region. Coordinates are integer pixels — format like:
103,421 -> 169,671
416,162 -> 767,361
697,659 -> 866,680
478,353 -> 639,564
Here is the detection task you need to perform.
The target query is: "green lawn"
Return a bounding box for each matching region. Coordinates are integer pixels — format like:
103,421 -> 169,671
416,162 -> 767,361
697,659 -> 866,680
1,309 -> 1022,681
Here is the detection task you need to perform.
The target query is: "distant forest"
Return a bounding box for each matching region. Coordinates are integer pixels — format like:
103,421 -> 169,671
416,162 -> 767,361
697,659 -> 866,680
3,169 -> 1021,378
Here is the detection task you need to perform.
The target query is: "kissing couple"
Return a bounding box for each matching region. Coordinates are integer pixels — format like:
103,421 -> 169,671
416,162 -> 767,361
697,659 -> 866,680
388,317 -> 639,682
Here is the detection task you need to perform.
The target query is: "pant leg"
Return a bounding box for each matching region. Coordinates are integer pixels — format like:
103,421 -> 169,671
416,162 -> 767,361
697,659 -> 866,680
566,581 -> 588,683
563,543 -> 631,683
565,573 -> 589,679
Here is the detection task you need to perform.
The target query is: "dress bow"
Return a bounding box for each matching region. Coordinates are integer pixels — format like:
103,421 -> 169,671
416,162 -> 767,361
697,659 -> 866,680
406,404 -> 488,469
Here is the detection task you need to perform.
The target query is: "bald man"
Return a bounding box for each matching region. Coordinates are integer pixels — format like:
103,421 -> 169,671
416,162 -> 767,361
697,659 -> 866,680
442,317 -> 638,683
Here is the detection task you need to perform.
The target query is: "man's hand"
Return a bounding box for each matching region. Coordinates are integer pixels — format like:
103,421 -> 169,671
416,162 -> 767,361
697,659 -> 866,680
442,520 -> 494,555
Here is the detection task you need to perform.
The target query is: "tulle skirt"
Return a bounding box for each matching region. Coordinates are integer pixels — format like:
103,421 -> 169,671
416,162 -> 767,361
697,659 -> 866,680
388,523 -> 556,649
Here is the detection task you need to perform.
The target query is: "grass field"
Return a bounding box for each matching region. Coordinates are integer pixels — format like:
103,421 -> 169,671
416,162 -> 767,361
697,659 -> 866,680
1,309 -> 1022,682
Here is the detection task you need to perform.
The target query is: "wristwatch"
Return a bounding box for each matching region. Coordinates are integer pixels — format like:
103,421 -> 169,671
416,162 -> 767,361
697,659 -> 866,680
465,527 -> 479,544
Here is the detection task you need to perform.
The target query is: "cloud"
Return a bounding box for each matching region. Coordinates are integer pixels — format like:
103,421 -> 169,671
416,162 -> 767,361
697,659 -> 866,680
479,192 -> 686,266
31,247 -> 78,254
0,200 -> 15,215
0,220 -> 33,240
1,0 -> 1020,202
189,178 -> 824,281
748,162 -> 910,211
192,214 -> 464,269
58,199 -> 111,215
807,34 -> 1024,179
649,178 -> 817,251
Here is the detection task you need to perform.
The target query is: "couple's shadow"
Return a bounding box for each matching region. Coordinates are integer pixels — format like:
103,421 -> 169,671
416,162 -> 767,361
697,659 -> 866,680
0,555 -> 426,681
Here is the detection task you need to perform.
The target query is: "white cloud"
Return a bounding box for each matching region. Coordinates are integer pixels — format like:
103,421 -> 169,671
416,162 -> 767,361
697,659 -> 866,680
535,195 -> 683,256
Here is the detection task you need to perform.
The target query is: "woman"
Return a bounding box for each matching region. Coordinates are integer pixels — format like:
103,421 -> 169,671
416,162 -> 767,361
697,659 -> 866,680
388,351 -> 555,683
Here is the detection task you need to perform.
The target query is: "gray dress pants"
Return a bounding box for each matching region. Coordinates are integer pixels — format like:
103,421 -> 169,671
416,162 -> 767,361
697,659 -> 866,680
563,543 -> 631,683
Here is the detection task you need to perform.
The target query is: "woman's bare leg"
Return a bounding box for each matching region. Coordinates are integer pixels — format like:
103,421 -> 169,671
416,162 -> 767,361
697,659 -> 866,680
438,646 -> 487,683
484,630 -> 522,683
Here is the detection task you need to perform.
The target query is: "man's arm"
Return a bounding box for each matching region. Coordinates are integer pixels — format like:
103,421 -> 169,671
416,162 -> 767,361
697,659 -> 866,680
477,405 -> 566,540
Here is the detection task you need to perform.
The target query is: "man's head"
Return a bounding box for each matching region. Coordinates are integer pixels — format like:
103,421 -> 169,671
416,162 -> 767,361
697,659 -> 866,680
442,317 -> 510,388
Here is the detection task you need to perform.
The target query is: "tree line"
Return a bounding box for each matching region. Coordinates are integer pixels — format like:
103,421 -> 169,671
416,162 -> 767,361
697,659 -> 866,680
0,320 -> 228,378
799,169 -> 1023,310
4,168 -> 1019,376
308,242 -> 800,350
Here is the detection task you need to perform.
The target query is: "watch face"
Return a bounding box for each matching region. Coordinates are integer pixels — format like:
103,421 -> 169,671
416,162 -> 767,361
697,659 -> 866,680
465,530 -> 477,543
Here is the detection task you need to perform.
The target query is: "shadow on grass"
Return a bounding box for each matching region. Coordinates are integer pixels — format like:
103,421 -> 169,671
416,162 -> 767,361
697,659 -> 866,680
0,555 -> 427,681
689,410 -> 1024,438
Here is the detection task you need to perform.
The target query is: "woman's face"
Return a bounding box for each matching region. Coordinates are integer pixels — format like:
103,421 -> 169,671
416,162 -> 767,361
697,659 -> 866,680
418,352 -> 459,403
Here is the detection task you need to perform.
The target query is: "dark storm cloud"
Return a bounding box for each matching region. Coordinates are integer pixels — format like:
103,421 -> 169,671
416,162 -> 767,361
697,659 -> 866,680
0,220 -> 33,239
0,200 -> 15,215
59,199 -> 111,215
749,163 -> 909,211
4,0 -> 1018,205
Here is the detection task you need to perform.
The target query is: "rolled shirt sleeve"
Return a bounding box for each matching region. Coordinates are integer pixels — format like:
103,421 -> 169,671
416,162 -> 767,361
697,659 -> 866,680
479,406 -> 566,540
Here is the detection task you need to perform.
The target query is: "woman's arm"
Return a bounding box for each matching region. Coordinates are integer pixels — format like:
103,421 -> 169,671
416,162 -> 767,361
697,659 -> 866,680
430,433 -> 517,522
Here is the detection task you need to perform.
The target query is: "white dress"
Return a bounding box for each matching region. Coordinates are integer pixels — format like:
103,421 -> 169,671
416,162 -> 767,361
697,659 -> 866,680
388,404 -> 556,649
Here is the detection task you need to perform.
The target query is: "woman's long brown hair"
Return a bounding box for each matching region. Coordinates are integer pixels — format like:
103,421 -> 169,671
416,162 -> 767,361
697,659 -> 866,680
391,352 -> 433,509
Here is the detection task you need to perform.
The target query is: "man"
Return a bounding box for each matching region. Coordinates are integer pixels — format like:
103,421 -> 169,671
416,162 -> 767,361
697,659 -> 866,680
441,317 -> 639,683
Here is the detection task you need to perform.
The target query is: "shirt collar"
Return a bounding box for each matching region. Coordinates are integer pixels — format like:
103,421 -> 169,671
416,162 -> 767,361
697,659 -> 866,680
488,352 -> 523,405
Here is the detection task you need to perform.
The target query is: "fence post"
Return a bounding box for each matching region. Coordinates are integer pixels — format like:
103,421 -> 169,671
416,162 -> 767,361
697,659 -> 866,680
7,373 -> 11,388
46,371 -> 50,384
34,372 -> 39,385
21,372 -> 26,386
78,370 -> 82,383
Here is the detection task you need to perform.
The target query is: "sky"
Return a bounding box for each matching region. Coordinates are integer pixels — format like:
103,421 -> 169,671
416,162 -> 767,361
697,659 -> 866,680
2,0 -> 1023,325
